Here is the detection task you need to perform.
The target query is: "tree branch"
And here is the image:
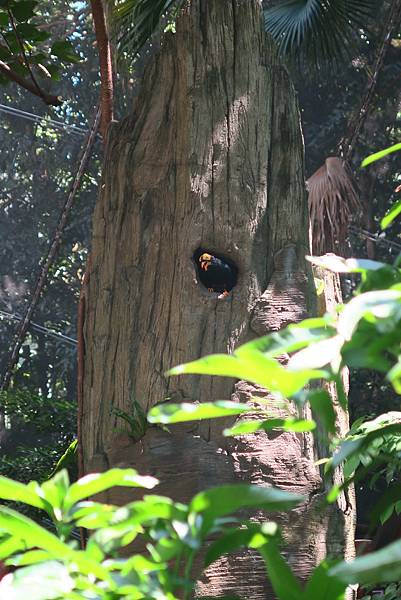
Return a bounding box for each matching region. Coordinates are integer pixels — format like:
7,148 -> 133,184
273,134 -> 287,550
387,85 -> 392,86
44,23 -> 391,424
90,0 -> 114,137
7,6 -> 45,100
0,60 -> 62,105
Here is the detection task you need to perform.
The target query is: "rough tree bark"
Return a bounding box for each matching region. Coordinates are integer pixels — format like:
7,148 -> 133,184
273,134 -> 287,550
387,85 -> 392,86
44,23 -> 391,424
82,1 -> 355,597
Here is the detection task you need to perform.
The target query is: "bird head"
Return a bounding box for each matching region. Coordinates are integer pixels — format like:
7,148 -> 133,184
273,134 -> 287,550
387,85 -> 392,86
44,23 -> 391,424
199,253 -> 212,271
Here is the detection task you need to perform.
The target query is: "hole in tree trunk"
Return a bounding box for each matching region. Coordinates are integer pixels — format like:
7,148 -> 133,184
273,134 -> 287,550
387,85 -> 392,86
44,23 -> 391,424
193,248 -> 238,297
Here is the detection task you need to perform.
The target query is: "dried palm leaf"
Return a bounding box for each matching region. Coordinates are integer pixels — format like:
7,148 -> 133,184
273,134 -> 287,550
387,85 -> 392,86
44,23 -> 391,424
307,157 -> 361,255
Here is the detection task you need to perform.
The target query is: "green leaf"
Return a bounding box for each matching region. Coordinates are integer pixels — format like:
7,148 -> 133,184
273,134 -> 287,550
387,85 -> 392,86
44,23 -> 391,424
329,539 -> 401,584
47,440 -> 77,479
264,0 -> 374,68
40,470 -> 70,514
258,540 -> 302,600
307,255 -> 387,273
223,418 -> 316,437
63,468 -> 158,510
361,142 -> 401,167
368,483 -> 401,526
387,358 -> 401,393
381,199 -> 401,230
0,476 -> 47,510
51,40 -> 80,63
126,495 -> 188,526
0,535 -> 25,560
190,485 -> 304,534
288,335 -> 343,371
0,11 -> 8,26
69,501 -> 117,529
307,389 -> 336,435
169,352 -> 325,398
0,561 -> 74,600
0,506 -> 69,556
337,290 -> 401,341
114,0 -> 181,60
16,23 -> 50,42
205,522 -> 279,567
302,560 -> 346,600
11,1 -> 37,22
148,401 -> 250,424
234,319 -> 334,358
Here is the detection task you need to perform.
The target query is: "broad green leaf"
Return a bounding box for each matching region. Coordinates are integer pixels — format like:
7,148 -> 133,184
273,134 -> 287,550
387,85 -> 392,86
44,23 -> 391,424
223,418 -> 316,437
387,358 -> 401,393
40,470 -> 70,516
47,440 -> 77,480
8,549 -> 51,567
302,560 -> 346,600
148,401 -> 250,424
70,501 -> 117,529
11,1 -> 37,22
361,142 -> 401,167
307,389 -> 336,435
329,539 -> 401,584
0,506 -> 69,556
15,23 -> 50,42
258,541 -> 302,600
368,483 -> 401,526
204,522 -> 278,567
169,352 -> 324,397
337,290 -> 401,341
288,335 -> 343,371
90,523 -> 140,553
235,320 -> 334,358
0,561 -> 73,600
64,468 -> 158,510
0,535 -> 25,560
190,485 -> 304,534
0,476 -> 47,510
381,199 -> 401,229
326,438 -> 365,472
307,255 -> 386,273
125,495 -> 188,526
0,11 -> 8,26
51,40 -> 80,63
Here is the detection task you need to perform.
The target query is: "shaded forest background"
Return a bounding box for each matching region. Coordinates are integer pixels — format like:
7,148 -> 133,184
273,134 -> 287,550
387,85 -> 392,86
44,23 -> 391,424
0,0 -> 400,529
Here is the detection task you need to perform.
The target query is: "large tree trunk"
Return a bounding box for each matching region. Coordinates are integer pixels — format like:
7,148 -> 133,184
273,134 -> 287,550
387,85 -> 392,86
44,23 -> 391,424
82,1 -> 355,597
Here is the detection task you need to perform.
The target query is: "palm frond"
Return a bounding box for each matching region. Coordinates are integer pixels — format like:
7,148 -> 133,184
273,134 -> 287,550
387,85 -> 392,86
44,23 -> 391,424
264,0 -> 375,65
112,0 -> 182,59
308,157 -> 361,255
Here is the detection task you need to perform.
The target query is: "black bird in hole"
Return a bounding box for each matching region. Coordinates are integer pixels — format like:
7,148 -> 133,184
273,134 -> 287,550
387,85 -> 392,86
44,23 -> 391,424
195,251 -> 238,297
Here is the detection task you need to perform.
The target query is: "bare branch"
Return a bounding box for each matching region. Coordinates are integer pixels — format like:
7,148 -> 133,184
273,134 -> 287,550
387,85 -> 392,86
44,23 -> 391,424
0,60 -> 62,105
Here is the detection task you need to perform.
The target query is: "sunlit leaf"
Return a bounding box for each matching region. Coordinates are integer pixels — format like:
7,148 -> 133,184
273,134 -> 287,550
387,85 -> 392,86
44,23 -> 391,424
381,199 -> 401,230
329,539 -> 401,584
302,559 -> 346,600
0,561 -> 74,600
223,418 -> 316,437
258,540 -> 302,600
362,142 -> 401,168
64,469 -> 158,510
168,352 -> 325,397
190,485 -> 304,534
148,401 -> 250,424
0,476 -> 47,511
205,522 -> 278,567
307,254 -> 386,273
